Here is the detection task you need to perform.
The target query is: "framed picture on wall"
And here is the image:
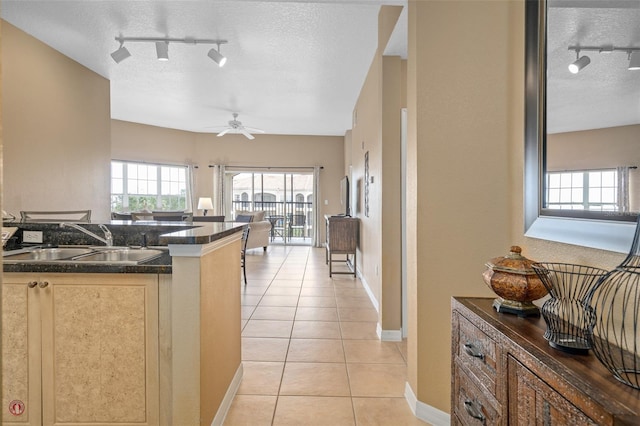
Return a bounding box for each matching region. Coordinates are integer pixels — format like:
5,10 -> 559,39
364,150 -> 369,217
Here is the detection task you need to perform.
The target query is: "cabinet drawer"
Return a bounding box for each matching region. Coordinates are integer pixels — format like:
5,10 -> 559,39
456,313 -> 498,395
453,361 -> 503,426
508,355 -> 598,425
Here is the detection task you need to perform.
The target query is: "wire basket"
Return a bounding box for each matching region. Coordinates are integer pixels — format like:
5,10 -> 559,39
532,262 -> 608,354
585,215 -> 640,389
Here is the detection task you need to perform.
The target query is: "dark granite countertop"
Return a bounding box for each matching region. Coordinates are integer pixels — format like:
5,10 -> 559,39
3,221 -> 246,274
158,221 -> 246,245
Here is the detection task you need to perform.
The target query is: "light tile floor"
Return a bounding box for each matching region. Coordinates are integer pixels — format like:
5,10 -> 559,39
223,245 -> 430,426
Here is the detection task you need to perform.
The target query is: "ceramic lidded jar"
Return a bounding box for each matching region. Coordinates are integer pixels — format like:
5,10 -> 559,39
482,246 -> 548,317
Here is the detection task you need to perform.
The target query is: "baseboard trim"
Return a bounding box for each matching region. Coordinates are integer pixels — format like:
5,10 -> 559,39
377,324 -> 402,342
404,382 -> 450,426
211,363 -> 244,426
357,270 -> 380,312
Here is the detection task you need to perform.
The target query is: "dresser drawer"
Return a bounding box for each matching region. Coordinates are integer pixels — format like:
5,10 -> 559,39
453,361 -> 503,425
455,312 -> 498,395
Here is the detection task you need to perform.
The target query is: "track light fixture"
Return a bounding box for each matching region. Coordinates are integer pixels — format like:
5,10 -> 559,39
568,50 -> 590,74
629,51 -> 640,71
568,45 -> 640,73
110,42 -> 131,63
155,41 -> 169,61
111,36 -> 228,65
207,42 -> 227,67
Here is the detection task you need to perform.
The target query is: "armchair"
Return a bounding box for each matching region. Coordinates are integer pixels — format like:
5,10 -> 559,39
234,210 -> 272,251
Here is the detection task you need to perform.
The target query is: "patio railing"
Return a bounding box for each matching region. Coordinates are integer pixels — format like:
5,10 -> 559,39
231,201 -> 313,238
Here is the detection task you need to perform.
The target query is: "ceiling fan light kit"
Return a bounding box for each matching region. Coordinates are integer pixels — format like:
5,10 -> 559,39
568,45 -> 640,73
110,36 -> 228,65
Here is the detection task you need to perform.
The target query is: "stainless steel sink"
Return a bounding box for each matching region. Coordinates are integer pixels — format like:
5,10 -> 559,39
3,247 -> 165,265
3,247 -> 94,261
73,248 -> 164,264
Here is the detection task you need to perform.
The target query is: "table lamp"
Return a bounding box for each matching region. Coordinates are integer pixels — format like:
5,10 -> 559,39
197,197 -> 214,216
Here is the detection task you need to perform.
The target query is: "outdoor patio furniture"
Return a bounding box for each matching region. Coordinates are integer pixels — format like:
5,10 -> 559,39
288,214 -> 306,239
268,215 -> 287,242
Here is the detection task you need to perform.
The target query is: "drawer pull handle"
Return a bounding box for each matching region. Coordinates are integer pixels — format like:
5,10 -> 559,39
38,281 -> 49,288
464,343 -> 485,360
464,399 -> 485,421
27,281 -> 38,289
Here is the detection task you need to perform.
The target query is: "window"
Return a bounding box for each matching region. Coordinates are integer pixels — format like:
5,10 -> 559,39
546,169 -> 618,211
111,161 -> 190,212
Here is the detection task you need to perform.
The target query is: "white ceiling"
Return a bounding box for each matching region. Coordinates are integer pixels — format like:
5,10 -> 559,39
547,0 -> 640,133
1,0 -> 407,136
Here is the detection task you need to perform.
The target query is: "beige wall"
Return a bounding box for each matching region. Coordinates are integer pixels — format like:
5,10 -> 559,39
349,6 -> 403,334
407,0 -> 516,413
112,120 -> 345,232
381,55 -> 403,332
402,0 -> 628,415
548,125 -> 640,211
2,21 -> 112,221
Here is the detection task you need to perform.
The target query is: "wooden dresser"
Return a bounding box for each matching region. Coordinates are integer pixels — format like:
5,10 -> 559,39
451,297 -> 640,425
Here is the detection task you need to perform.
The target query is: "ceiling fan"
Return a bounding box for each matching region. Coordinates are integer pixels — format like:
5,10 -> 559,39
212,113 -> 265,140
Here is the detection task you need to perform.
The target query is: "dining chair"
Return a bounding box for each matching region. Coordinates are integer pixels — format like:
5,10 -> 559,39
20,210 -> 92,223
241,224 -> 250,285
192,215 -> 225,222
236,215 -> 254,223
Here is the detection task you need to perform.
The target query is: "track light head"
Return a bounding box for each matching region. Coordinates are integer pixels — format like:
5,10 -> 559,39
110,44 -> 131,63
156,41 -> 169,61
569,53 -> 590,74
207,45 -> 227,67
629,51 -> 640,70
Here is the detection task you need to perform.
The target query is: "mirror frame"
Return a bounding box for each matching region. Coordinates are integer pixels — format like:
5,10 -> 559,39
523,0 -> 636,253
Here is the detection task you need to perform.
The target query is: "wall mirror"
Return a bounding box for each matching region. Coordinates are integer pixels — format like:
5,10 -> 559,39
524,0 -> 639,253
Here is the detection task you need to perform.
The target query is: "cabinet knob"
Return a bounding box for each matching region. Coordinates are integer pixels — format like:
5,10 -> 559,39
27,281 -> 38,288
464,399 -> 486,421
464,343 -> 485,360
38,281 -> 49,288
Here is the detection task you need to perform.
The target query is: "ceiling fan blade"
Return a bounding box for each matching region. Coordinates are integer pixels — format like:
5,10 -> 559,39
243,127 -> 265,133
239,129 -> 255,140
217,128 -> 231,137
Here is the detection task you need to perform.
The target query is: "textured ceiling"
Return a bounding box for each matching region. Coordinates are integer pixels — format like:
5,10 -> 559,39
1,0 -> 407,136
547,0 -> 640,133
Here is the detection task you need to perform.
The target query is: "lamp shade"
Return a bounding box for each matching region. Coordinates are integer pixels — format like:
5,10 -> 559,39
198,197 -> 214,210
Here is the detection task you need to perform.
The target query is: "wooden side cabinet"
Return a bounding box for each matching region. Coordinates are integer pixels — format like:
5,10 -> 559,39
325,215 -> 359,277
452,297 -> 640,425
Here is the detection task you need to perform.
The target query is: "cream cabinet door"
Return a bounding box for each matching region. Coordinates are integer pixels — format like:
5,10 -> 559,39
2,275 -> 43,426
3,273 -> 160,426
40,273 -> 159,426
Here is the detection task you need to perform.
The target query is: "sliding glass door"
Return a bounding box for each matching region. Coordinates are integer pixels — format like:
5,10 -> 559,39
228,170 -> 314,246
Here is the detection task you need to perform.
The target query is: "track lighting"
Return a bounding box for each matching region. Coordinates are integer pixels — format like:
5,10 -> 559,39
110,36 -> 228,65
207,43 -> 227,67
155,41 -> 169,61
110,43 -> 131,63
568,45 -> 640,73
568,50 -> 590,74
629,51 -> 640,70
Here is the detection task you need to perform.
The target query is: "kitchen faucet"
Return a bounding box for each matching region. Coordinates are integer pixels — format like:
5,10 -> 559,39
59,223 -> 113,246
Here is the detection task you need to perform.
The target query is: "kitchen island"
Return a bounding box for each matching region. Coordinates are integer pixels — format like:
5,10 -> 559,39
2,221 -> 245,426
